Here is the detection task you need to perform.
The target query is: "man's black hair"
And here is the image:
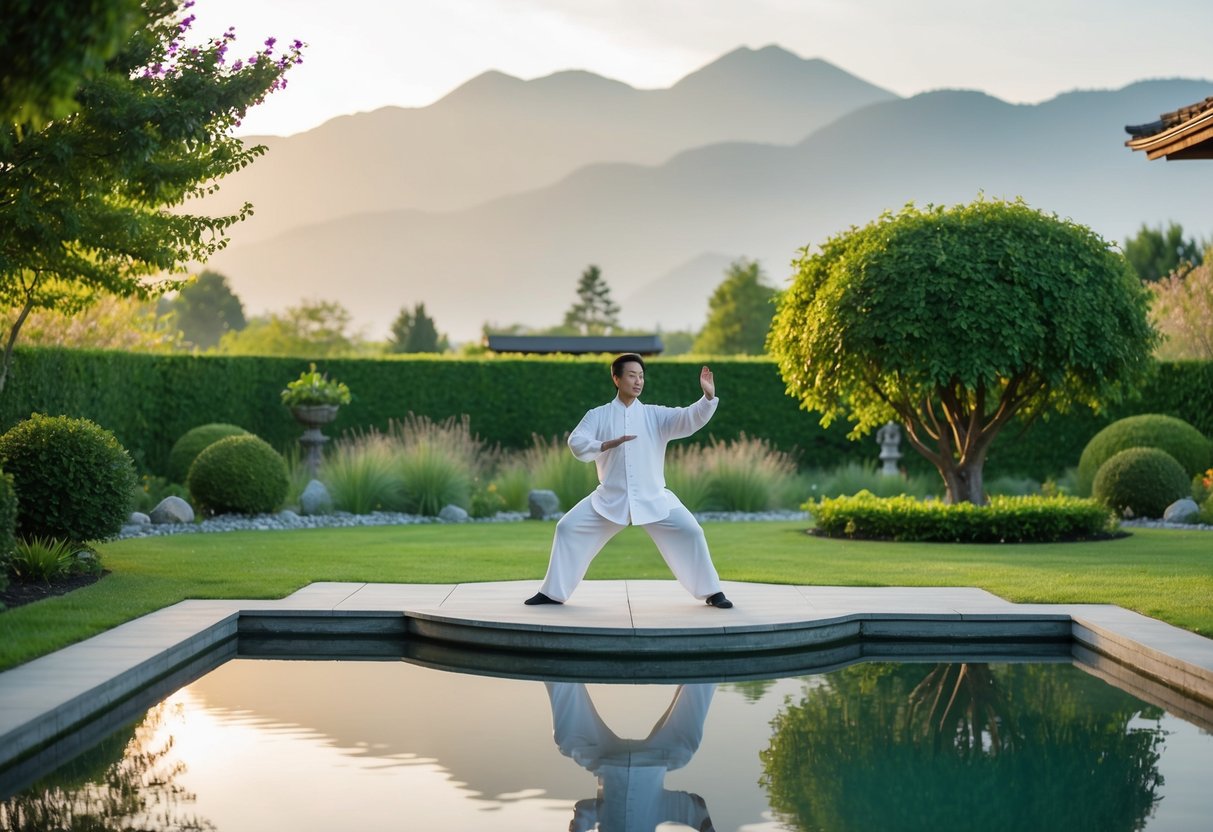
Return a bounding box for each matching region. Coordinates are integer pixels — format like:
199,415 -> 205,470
611,353 -> 645,378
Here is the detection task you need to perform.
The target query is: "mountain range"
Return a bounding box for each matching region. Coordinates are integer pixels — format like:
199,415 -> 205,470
200,45 -> 1213,342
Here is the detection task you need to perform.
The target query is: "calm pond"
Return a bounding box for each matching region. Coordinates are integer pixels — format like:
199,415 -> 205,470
2,657 -> 1210,831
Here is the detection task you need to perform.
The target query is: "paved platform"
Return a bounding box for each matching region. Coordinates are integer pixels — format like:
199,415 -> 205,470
2,580 -> 1213,783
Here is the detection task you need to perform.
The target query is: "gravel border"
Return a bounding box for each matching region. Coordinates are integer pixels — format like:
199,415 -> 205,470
116,509 -> 813,539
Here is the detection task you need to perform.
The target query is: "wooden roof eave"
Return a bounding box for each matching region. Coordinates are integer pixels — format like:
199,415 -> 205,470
1126,108 -> 1213,160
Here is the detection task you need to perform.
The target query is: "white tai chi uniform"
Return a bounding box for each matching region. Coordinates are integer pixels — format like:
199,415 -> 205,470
546,682 -> 717,832
537,394 -> 724,603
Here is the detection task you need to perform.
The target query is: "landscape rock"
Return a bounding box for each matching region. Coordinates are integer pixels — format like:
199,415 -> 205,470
528,489 -> 561,520
299,479 -> 334,516
278,509 -> 300,522
1163,498 -> 1200,524
128,512 -> 151,526
439,504 -> 470,523
149,496 -> 194,524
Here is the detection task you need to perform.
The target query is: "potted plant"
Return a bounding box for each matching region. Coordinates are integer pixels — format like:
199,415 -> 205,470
281,363 -> 352,429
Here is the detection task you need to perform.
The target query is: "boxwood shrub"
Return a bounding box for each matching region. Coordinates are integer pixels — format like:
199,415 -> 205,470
0,414 -> 136,542
1091,446 -> 1191,519
188,434 -> 289,515
807,492 -> 1117,543
167,423 -> 249,484
1077,414 -> 1212,496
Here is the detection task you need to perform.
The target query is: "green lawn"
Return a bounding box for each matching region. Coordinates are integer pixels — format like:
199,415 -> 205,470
1,522 -> 1210,671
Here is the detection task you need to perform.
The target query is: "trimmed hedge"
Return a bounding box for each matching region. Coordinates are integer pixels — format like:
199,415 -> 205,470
0,347 -> 1209,482
0,414 -> 136,542
1076,414 -> 1212,496
808,493 -> 1117,543
1091,447 -> 1192,520
167,423 -> 249,484
188,434 -> 289,515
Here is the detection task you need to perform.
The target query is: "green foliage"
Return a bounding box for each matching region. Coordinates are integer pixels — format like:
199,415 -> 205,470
761,662 -> 1164,831
7,536 -> 89,583
563,265 -> 621,335
0,469 -> 17,566
1123,221 -> 1203,283
0,0 -> 144,129
167,423 -> 249,484
11,294 -> 182,352
1091,447 -> 1191,520
469,477 -> 509,518
0,3 -> 304,391
187,434 -> 288,515
692,258 -> 777,355
1193,468 -> 1213,504
519,435 -> 599,511
387,302 -> 449,353
1077,413 -> 1212,495
802,460 -> 940,500
1201,492 -> 1213,524
398,445 -> 472,516
280,362 -> 352,406
217,300 -> 368,357
161,270 -> 246,349
0,413 -> 135,542
130,473 -> 190,514
323,433 -> 403,514
0,348 -> 1208,483
769,197 -> 1157,505
668,436 -> 806,511
808,492 -> 1116,542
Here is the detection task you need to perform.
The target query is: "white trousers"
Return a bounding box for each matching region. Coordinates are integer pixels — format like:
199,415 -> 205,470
538,494 -> 723,602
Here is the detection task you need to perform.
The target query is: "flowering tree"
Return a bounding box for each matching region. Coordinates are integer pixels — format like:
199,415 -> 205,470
0,0 -> 304,392
768,198 -> 1156,505
1150,255 -> 1213,360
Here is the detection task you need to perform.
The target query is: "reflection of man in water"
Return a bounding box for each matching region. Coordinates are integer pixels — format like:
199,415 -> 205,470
546,682 -> 718,832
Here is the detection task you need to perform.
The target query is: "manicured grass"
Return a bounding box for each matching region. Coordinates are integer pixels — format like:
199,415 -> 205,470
1,522 -> 1210,671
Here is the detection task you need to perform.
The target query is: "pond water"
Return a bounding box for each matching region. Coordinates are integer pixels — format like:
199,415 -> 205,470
1,657 -> 1210,831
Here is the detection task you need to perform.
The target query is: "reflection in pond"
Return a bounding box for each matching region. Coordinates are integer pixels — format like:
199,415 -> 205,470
761,662 -> 1167,832
0,702 -> 213,831
1,658 -> 1205,831
547,682 -> 716,831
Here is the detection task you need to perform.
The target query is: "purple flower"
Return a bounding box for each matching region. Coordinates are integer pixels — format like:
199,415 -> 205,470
292,39 -> 303,50
231,59 -> 243,71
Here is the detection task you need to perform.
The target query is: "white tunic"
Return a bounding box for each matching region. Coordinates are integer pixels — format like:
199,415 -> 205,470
567,394 -> 718,526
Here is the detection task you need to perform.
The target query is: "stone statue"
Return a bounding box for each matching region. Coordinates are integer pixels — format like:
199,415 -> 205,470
876,421 -> 902,476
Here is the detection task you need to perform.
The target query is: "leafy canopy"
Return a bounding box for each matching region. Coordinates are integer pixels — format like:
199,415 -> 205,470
388,302 -> 449,353
0,0 -> 303,388
769,198 -> 1156,503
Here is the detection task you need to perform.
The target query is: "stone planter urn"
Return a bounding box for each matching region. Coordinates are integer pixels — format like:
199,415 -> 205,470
292,404 -> 340,477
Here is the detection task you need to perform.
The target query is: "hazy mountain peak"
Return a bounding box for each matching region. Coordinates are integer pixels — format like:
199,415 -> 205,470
436,69 -> 526,105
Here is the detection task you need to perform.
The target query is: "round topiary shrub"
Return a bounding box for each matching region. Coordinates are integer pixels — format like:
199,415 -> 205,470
167,423 -> 249,484
1091,447 -> 1191,519
0,413 -> 137,541
188,434 -> 288,515
1077,414 -> 1212,496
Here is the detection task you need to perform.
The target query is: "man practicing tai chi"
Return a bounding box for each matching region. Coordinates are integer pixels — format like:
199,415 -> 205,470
525,354 -> 733,609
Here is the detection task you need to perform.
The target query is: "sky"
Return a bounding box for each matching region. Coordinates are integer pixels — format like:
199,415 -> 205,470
194,0 -> 1213,137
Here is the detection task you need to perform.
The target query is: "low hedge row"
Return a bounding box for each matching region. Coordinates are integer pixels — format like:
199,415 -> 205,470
808,493 -> 1117,543
0,347 -> 1208,481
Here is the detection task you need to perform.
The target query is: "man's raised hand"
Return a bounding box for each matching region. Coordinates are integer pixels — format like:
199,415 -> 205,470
700,366 -> 715,399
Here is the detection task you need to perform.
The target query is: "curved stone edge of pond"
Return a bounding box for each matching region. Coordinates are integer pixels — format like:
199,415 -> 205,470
2,580 -> 1212,793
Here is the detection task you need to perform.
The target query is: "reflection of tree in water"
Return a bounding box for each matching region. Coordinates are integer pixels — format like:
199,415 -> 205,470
760,663 -> 1165,832
0,702 -> 214,832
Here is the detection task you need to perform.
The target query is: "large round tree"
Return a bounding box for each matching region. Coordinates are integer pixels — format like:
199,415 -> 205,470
768,198 -> 1156,504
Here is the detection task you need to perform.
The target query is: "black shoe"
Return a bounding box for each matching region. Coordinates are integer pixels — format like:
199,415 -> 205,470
524,592 -> 562,606
705,592 -> 733,609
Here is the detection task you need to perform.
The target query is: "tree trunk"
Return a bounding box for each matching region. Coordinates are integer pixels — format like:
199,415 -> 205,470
939,458 -> 986,506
